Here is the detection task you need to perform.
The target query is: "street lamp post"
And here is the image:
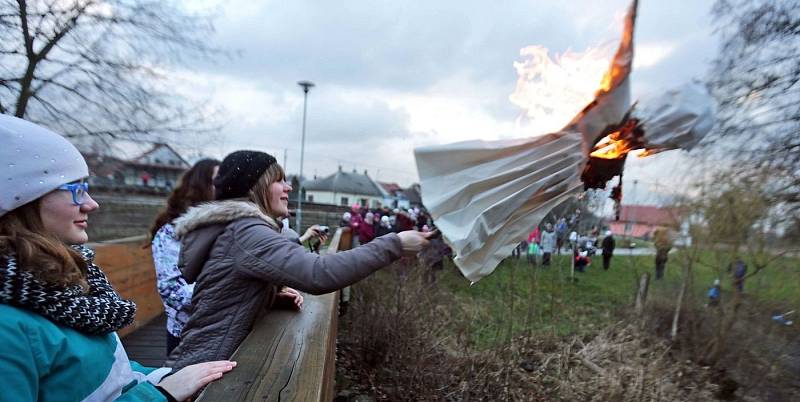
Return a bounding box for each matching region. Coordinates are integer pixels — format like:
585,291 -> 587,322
296,80 -> 315,232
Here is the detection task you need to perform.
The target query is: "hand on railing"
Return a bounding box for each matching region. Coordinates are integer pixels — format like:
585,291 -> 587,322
158,360 -> 236,401
276,286 -> 304,310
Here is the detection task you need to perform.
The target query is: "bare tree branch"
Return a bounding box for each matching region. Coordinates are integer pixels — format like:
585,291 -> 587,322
1,0 -> 224,144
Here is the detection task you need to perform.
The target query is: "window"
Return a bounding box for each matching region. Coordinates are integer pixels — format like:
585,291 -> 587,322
624,222 -> 632,233
307,195 -> 314,203
360,198 -> 367,207
341,197 -> 349,206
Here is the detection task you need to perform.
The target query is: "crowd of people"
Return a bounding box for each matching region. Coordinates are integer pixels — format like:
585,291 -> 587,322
512,215 -> 619,274
0,116 -> 434,401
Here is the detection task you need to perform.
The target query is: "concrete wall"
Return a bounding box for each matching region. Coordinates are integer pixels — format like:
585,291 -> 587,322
91,239 -> 163,337
87,192 -> 166,242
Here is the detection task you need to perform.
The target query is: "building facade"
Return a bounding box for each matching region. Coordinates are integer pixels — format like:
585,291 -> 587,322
302,167 -> 387,208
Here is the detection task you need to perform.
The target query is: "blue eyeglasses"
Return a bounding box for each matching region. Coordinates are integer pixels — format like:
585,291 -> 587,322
57,180 -> 89,205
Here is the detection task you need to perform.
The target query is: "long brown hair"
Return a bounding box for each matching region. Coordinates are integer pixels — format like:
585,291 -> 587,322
249,163 -> 287,225
0,200 -> 89,290
149,158 -> 220,240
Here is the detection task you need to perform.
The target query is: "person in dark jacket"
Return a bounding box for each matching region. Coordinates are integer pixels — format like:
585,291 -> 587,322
358,211 -> 376,243
376,215 -> 394,236
601,230 -> 615,270
166,151 -> 432,369
728,257 -> 747,293
653,228 -> 673,280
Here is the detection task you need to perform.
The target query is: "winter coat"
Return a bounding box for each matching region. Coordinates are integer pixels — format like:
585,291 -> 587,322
540,230 -> 557,253
358,220 -> 376,243
0,304 -> 171,402
602,235 -> 615,255
527,228 -> 540,244
166,201 -> 403,369
151,223 -> 194,338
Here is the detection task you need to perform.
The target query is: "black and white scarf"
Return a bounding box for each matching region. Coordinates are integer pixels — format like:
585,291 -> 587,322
0,245 -> 136,334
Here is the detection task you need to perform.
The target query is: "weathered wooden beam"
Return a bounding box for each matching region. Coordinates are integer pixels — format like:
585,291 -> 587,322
196,292 -> 338,401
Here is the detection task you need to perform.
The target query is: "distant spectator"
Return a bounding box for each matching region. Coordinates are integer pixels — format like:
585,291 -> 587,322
528,226 -> 541,245
511,240 -> 526,260
707,279 -> 721,306
653,228 -> 673,280
395,209 -> 415,232
556,218 -> 567,253
350,205 -> 364,246
527,241 -> 540,266
416,209 -> 429,230
339,212 -> 352,228
601,230 -> 616,271
540,223 -> 557,266
569,230 -> 578,250
358,212 -> 376,243
377,215 -> 394,236
728,258 -> 747,293
575,250 -> 591,273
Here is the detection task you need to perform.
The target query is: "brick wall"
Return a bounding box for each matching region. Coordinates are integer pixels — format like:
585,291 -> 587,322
91,241 -> 163,337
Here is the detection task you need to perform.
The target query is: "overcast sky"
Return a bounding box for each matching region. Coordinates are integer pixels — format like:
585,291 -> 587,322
174,0 -> 719,206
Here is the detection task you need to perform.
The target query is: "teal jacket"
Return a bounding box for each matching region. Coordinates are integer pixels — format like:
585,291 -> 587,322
0,304 -> 168,402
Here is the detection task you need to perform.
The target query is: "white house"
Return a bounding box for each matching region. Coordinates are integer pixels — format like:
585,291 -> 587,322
302,167 -> 387,208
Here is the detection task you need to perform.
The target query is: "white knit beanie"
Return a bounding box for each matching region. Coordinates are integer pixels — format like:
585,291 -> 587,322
0,115 -> 89,217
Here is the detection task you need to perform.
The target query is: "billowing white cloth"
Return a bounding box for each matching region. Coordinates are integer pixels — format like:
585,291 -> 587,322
636,82 -> 715,152
415,132 -> 585,282
414,0 -> 714,282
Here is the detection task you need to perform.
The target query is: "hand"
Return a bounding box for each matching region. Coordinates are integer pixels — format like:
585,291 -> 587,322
277,286 -> 304,310
397,230 -> 436,257
158,360 -> 236,401
299,225 -> 327,244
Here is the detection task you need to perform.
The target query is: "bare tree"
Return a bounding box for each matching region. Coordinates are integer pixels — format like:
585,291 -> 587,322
0,0 -> 220,142
707,0 -> 800,210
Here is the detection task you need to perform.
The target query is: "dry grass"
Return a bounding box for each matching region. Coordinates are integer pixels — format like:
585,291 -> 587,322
334,260 -> 750,401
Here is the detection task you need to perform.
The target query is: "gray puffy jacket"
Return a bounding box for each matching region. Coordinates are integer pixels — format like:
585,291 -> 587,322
165,201 -> 402,369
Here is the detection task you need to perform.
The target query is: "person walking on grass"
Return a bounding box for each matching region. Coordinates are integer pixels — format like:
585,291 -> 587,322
601,230 -> 615,270
653,228 -> 673,280
540,223 -> 557,267
728,257 -> 747,293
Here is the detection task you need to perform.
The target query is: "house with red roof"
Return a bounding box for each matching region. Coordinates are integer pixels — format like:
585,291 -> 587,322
608,205 -> 682,239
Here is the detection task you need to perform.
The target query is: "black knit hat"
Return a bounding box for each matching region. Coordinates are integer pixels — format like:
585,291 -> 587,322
214,150 -> 277,200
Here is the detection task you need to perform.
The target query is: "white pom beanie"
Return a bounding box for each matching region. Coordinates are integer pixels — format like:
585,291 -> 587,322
0,115 -> 89,217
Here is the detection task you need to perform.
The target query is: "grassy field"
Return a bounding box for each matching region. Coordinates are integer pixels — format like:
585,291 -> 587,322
433,249 -> 800,348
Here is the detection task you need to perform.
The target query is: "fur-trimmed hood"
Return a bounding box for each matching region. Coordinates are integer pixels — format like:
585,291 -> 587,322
173,200 -> 280,239
174,200 -> 280,283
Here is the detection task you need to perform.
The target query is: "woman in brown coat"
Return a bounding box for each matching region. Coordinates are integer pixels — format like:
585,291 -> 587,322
167,151 -> 431,369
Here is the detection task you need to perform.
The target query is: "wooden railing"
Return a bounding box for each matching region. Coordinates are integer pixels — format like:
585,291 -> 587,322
197,227 -> 351,401
89,235 -> 164,337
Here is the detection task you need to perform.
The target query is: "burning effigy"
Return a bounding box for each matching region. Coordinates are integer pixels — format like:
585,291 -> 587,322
414,0 -> 714,282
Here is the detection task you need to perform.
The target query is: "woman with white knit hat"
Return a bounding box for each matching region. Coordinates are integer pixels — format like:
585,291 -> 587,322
0,115 -> 234,401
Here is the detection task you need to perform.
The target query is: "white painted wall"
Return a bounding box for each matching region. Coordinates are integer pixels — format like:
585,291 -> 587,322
305,190 -> 383,208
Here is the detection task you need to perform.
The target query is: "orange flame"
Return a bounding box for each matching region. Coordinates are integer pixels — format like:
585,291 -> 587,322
590,132 -> 660,160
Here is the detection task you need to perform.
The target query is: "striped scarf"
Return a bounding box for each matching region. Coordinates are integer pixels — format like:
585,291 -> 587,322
0,245 -> 136,334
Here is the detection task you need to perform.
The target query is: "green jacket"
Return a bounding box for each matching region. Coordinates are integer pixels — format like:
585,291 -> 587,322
0,304 -> 168,402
